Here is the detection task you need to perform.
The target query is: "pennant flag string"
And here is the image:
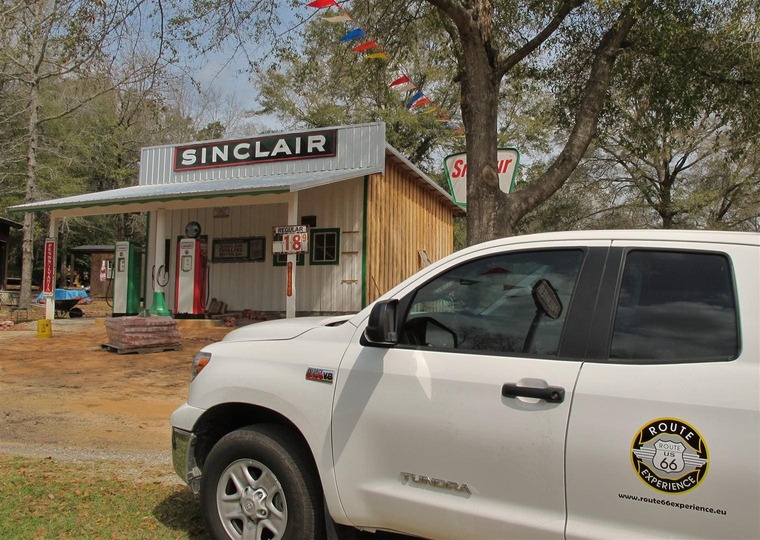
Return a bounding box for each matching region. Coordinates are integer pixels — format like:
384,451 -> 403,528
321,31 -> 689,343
305,0 -> 463,133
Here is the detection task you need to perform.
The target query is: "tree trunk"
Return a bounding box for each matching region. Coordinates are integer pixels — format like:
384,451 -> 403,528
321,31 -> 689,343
463,69 -> 504,245
18,0 -> 52,309
19,79 -> 41,309
455,1 -> 507,246
19,212 -> 35,308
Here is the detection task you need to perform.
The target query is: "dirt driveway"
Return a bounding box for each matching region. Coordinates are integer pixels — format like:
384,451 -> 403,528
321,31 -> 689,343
0,308 -> 399,539
0,308 -> 230,475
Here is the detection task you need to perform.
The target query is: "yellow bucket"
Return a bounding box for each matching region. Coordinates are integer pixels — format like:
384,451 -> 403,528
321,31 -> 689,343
37,319 -> 52,338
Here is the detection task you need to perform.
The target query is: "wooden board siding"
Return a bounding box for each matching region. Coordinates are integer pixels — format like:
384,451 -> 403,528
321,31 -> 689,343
365,160 -> 454,305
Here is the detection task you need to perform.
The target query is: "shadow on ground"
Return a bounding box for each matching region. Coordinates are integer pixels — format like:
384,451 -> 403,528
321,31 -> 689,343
153,489 -> 210,539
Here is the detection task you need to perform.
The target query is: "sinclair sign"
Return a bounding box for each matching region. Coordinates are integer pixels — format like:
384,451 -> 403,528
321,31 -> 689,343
443,148 -> 520,208
174,129 -> 337,171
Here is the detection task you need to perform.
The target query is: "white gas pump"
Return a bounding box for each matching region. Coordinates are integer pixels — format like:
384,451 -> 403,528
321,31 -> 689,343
174,238 -> 208,317
112,241 -> 142,316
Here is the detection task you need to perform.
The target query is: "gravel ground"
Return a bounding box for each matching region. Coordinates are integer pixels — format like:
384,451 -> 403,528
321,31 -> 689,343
0,309 -> 229,484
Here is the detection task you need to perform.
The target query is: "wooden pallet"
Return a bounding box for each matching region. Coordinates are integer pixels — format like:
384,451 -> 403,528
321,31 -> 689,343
100,342 -> 183,355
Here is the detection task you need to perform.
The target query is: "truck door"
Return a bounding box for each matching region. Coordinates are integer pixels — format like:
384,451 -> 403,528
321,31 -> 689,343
565,242 -> 760,539
332,242 -> 609,539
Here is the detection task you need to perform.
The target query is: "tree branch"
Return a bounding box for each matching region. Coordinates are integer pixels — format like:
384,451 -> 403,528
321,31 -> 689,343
515,0 -> 653,218
497,0 -> 586,77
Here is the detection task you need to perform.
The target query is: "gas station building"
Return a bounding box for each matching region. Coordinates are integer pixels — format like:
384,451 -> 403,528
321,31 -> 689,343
10,123 -> 464,318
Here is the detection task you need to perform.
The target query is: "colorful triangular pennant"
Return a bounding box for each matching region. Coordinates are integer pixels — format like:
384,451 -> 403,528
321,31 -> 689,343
306,0 -> 338,8
340,28 -> 366,42
392,82 -> 415,92
352,41 -> 378,52
390,75 -> 411,87
322,14 -> 353,22
406,90 -> 425,109
410,96 -> 432,109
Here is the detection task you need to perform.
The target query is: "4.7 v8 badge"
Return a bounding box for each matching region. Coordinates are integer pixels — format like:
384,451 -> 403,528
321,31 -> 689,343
305,367 -> 334,384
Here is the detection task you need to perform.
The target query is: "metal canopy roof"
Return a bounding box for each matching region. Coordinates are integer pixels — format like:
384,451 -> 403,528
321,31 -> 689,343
8,166 -> 382,215
0,216 -> 23,228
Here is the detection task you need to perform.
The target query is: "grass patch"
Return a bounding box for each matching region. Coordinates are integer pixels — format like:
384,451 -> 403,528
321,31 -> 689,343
0,455 -> 208,539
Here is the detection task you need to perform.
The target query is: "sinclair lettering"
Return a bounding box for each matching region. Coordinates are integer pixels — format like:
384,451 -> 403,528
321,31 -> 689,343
449,158 -> 514,178
174,130 -> 337,171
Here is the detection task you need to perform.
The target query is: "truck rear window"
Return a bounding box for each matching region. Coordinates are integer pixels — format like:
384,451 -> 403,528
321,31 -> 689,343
610,250 -> 739,363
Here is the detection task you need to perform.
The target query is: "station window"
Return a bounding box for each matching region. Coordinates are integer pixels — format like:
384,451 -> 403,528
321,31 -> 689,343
273,251 -> 305,267
310,228 -> 340,265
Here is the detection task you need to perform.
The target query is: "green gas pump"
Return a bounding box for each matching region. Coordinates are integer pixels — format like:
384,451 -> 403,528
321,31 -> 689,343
113,241 -> 142,316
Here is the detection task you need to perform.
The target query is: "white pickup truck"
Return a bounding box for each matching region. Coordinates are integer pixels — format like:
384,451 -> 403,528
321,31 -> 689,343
171,230 -> 760,540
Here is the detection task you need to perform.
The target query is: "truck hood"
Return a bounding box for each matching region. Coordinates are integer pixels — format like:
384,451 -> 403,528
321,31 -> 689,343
220,315 -> 354,343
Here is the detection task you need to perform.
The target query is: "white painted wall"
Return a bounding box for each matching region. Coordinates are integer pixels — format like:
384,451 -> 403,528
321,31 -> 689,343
146,178 -> 365,315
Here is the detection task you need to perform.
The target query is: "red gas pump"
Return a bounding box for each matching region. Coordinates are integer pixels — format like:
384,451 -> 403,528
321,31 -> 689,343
174,238 -> 207,317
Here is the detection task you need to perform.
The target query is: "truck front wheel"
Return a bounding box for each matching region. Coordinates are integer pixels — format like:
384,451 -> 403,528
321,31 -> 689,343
200,425 -> 325,540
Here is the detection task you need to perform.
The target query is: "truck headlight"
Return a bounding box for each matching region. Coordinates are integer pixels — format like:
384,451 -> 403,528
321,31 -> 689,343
191,352 -> 212,380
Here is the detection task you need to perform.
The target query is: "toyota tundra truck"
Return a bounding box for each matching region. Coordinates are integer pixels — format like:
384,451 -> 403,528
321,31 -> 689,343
171,229 -> 759,539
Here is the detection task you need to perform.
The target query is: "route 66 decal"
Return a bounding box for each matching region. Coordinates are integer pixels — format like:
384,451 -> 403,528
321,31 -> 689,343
631,418 -> 709,494
653,439 -> 686,473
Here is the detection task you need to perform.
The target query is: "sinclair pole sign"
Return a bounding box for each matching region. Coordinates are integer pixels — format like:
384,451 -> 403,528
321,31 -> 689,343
443,148 -> 520,208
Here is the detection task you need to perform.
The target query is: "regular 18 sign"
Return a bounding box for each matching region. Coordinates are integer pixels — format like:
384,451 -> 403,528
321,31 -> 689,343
273,225 -> 309,254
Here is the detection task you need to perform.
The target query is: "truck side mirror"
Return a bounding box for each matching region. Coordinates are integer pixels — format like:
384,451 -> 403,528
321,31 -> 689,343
532,279 -> 563,319
362,299 -> 399,347
523,279 -> 563,353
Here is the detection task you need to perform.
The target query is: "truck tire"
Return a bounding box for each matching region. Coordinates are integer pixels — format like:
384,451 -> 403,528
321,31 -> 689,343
200,424 -> 325,540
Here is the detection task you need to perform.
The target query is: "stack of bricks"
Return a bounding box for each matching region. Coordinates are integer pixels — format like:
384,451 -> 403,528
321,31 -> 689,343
104,316 -> 181,351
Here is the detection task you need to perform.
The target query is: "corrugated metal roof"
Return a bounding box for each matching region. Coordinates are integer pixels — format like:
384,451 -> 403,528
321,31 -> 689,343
7,167 -> 382,213
0,216 -> 23,228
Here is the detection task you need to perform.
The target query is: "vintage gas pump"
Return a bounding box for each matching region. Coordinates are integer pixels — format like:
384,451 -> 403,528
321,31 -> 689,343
112,241 -> 142,316
174,237 -> 208,317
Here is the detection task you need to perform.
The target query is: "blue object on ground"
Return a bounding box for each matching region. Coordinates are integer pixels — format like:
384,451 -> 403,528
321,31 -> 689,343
35,288 -> 92,303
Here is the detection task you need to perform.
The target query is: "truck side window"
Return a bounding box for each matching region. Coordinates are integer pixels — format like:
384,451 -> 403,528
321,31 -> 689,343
610,250 -> 739,363
399,250 -> 584,356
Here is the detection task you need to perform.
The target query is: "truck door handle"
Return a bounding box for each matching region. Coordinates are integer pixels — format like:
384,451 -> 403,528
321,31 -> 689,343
502,383 -> 565,403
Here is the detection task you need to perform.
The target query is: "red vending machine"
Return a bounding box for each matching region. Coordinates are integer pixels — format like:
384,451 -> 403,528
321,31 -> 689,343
174,238 -> 207,317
